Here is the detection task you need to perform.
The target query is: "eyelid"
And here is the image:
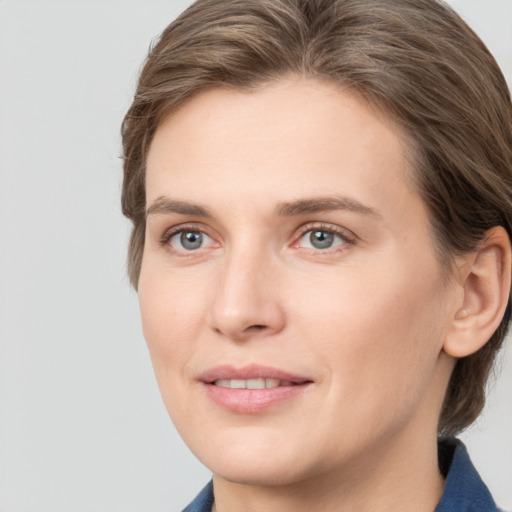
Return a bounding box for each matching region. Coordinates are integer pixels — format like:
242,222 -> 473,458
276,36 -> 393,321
160,222 -> 220,252
158,221 -> 356,253
291,222 -> 357,249
161,222 -> 202,242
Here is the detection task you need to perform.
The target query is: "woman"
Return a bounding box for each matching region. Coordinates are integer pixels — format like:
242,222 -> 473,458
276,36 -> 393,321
121,1 -> 512,510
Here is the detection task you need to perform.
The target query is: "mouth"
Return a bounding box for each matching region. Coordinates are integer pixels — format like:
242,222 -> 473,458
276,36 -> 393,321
199,364 -> 313,413
212,378 -> 298,389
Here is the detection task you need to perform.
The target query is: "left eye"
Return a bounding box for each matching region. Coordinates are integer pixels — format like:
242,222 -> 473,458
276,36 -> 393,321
298,229 -> 345,250
169,230 -> 214,251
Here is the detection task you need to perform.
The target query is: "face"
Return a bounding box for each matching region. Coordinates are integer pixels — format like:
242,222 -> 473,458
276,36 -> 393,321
140,79 -> 457,487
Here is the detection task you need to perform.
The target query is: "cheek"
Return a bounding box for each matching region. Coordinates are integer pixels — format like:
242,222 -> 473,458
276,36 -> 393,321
293,262 -> 448,409
137,272 -> 208,432
138,266 -> 208,377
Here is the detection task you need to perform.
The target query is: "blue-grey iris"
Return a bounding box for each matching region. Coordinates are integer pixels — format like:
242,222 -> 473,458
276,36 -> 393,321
310,230 -> 334,249
181,231 -> 203,250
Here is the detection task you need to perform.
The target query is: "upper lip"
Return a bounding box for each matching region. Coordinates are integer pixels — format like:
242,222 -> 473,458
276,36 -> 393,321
199,364 -> 312,384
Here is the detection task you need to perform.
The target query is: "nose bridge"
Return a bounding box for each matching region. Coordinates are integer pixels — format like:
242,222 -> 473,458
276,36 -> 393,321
209,238 -> 284,340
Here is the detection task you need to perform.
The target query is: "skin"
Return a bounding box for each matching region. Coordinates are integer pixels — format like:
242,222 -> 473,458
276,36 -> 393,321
139,78 -> 505,512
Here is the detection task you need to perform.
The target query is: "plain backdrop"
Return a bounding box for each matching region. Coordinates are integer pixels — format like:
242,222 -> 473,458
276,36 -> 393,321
0,1 -> 511,511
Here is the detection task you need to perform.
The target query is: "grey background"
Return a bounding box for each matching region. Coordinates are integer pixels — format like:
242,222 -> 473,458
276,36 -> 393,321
0,1 -> 510,510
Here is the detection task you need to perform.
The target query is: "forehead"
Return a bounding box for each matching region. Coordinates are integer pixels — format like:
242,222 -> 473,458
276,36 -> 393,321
145,78 -> 424,230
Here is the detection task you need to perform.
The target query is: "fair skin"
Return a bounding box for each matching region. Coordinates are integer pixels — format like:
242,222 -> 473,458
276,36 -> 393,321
139,78 -> 510,512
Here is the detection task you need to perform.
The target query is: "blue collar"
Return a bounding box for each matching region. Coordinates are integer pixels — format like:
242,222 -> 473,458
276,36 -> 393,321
182,480 -> 213,512
435,438 -> 500,511
183,439 -> 500,512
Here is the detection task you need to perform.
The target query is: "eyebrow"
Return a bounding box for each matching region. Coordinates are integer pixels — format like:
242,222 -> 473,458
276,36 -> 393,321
145,197 -> 213,218
145,195 -> 381,219
275,196 -> 381,217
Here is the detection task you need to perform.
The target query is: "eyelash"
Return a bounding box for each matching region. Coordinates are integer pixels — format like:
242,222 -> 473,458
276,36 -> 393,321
160,223 -> 214,249
293,223 -> 357,252
159,222 -> 357,254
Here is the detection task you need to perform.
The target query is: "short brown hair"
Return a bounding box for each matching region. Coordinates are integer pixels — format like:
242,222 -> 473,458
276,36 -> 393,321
121,0 -> 512,435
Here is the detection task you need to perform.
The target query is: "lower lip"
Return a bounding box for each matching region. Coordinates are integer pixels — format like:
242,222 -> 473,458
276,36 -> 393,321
203,382 -> 311,413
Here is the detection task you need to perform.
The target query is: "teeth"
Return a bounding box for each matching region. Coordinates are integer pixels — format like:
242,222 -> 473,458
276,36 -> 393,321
247,378 -> 265,389
214,379 -> 231,388
265,378 -> 280,388
213,378 -> 291,389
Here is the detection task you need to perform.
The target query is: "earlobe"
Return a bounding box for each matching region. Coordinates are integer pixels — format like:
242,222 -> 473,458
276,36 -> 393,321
444,226 -> 512,358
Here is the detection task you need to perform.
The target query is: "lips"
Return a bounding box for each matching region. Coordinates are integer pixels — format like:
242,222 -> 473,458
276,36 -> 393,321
199,364 -> 313,413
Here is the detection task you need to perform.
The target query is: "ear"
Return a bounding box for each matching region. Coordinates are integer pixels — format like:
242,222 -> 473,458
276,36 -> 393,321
444,226 -> 511,358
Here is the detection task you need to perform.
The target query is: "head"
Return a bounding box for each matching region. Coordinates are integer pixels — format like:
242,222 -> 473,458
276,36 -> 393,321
122,0 -> 512,446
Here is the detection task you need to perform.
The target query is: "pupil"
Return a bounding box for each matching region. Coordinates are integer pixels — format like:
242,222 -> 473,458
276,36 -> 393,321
310,230 -> 333,249
181,231 -> 203,250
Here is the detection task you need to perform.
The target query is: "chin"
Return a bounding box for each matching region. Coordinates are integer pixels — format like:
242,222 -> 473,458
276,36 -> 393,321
211,457 -> 314,487
186,429 -> 328,487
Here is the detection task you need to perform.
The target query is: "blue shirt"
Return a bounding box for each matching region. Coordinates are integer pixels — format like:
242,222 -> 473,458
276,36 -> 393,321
183,438 -> 502,512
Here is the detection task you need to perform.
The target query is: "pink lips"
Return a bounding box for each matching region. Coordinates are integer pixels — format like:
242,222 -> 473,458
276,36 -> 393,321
199,364 -> 313,413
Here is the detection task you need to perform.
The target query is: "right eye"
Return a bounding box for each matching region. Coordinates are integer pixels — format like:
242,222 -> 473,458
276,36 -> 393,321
167,229 -> 216,252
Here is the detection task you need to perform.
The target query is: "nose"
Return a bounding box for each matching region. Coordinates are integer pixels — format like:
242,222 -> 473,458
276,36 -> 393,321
207,245 -> 286,342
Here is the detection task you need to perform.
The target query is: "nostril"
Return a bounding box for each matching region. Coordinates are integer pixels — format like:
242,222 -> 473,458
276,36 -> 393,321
248,324 -> 266,331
